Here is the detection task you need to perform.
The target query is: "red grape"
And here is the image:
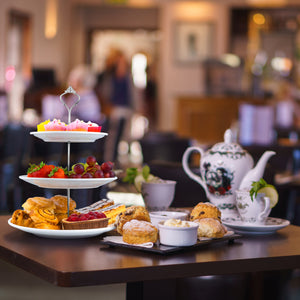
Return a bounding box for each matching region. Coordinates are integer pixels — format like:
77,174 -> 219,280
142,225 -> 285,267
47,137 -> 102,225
82,172 -> 93,178
101,161 -> 113,173
73,163 -> 85,174
69,173 -> 82,178
94,164 -> 101,171
86,156 -> 97,166
86,166 -> 97,175
94,170 -> 104,178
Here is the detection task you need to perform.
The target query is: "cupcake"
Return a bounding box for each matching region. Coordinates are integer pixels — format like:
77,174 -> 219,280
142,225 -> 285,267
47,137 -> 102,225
87,121 -> 102,132
37,120 -> 50,131
66,119 -> 89,131
44,119 -> 67,131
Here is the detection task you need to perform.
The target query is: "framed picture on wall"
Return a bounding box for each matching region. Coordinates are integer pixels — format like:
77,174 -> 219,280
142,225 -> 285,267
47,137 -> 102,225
174,22 -> 214,64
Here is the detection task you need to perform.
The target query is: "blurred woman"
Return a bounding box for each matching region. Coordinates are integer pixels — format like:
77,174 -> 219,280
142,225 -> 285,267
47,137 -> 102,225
67,64 -> 102,123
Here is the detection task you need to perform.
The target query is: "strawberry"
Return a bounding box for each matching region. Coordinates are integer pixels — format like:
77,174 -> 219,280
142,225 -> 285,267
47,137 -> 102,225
40,165 -> 56,177
48,167 -> 67,178
27,162 -> 46,177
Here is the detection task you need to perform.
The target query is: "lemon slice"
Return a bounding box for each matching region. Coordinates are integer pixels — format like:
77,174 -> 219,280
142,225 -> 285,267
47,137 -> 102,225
134,174 -> 146,193
258,186 -> 279,208
134,174 -> 157,193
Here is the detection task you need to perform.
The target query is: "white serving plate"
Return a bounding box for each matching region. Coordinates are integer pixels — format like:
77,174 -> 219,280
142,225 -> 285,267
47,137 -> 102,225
19,175 -> 117,189
222,217 -> 290,235
8,218 -> 115,239
30,131 -> 107,143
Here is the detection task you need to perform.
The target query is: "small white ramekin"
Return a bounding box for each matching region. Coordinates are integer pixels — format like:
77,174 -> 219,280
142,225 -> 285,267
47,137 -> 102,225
150,211 -> 188,228
158,220 -> 199,247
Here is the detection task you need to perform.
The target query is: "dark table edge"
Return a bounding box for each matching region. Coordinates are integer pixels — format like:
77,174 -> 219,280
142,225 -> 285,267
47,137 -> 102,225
1,243 -> 299,287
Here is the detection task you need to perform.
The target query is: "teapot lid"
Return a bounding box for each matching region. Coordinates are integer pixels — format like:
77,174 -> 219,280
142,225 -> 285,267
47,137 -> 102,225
210,129 -> 245,154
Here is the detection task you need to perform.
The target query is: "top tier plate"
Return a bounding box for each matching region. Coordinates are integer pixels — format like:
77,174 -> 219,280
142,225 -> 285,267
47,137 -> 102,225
30,131 -> 108,143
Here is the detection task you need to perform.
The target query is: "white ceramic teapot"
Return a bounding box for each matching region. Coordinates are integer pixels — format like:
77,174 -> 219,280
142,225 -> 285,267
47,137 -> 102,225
182,129 -> 275,219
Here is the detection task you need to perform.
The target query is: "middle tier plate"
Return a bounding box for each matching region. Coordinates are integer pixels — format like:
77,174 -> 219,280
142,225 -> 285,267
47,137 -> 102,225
19,175 -> 117,189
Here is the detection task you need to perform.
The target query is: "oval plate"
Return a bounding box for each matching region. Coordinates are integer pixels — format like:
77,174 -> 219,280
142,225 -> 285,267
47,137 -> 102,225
8,218 -> 115,239
222,217 -> 290,235
30,131 -> 107,143
19,175 -> 117,189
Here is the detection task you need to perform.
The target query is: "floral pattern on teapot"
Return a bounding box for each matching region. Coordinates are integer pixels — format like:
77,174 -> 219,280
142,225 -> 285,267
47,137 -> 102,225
203,162 -> 234,196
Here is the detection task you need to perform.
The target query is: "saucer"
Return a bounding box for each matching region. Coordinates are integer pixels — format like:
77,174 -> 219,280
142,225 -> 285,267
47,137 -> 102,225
222,217 -> 290,235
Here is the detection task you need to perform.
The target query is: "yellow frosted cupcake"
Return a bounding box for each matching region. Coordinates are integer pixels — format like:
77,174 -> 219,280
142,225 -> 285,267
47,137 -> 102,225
37,120 -> 50,131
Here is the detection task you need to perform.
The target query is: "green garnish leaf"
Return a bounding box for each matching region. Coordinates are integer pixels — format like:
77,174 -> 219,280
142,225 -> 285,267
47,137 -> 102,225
123,165 -> 151,184
142,165 -> 150,181
123,167 -> 138,184
249,178 -> 268,201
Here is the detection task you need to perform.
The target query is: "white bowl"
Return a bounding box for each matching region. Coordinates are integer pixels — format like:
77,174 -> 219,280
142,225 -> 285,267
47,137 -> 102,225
158,220 -> 199,247
150,211 -> 188,228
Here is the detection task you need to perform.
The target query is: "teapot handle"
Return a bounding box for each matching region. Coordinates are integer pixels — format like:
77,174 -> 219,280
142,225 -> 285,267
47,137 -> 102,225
182,147 -> 209,197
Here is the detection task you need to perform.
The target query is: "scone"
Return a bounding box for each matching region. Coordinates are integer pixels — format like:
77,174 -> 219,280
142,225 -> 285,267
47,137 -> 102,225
190,202 -> 221,222
122,220 -> 158,244
11,209 -> 35,228
116,206 -> 151,234
194,218 -> 227,238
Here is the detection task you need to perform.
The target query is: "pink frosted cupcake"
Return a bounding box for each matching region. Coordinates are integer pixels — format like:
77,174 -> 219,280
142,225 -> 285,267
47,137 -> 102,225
87,121 -> 102,132
44,119 -> 67,131
66,119 -> 89,131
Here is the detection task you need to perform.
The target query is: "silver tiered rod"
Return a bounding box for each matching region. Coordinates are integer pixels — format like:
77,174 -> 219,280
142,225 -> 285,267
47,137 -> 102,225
59,86 -> 81,216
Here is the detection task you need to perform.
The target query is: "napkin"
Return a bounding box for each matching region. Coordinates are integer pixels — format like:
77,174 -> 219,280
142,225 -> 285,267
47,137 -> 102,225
102,236 -> 154,248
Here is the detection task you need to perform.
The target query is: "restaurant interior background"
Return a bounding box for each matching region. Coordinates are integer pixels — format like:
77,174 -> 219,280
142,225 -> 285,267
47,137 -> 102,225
2,0 -> 300,218
1,1 -> 300,300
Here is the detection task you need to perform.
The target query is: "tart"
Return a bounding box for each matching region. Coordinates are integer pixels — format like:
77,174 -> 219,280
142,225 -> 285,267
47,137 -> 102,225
62,217 -> 109,230
62,211 -> 109,230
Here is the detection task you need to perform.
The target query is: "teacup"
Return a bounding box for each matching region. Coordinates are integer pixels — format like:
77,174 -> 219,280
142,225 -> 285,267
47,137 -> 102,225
236,190 -> 271,224
141,180 -> 176,211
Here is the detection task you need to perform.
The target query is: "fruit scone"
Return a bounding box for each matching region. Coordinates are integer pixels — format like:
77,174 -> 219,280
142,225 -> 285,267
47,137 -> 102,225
122,220 -> 158,245
116,206 -> 151,234
189,202 -> 227,238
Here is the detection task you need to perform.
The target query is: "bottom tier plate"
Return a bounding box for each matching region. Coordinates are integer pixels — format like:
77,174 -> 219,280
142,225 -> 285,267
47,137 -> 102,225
8,218 -> 115,239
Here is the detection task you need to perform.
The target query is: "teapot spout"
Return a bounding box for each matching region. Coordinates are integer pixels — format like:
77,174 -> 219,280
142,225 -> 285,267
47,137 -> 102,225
239,150 -> 276,190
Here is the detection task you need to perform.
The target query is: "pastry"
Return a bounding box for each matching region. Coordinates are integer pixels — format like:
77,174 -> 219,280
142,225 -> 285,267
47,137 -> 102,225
34,222 -> 61,230
66,119 -> 88,131
22,197 -> 55,213
44,119 -> 67,131
75,199 -> 114,214
122,220 -> 158,245
29,208 -> 60,225
116,206 -> 151,234
99,204 -> 126,224
87,121 -> 101,132
11,209 -> 35,228
37,120 -> 50,131
50,195 -> 76,221
194,218 -> 227,238
190,202 -> 221,222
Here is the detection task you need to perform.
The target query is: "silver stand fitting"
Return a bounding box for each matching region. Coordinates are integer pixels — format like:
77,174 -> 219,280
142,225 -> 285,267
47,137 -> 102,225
59,86 -> 81,216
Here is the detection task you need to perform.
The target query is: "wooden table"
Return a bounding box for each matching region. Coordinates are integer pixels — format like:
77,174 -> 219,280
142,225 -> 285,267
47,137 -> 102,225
1,215 -> 300,300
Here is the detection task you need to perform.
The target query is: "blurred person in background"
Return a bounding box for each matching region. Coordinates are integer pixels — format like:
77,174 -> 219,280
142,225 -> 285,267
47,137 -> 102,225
97,50 -> 137,162
66,64 -> 102,123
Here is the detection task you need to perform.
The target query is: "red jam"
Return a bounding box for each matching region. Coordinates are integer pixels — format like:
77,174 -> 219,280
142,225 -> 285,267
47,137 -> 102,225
66,211 -> 106,222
